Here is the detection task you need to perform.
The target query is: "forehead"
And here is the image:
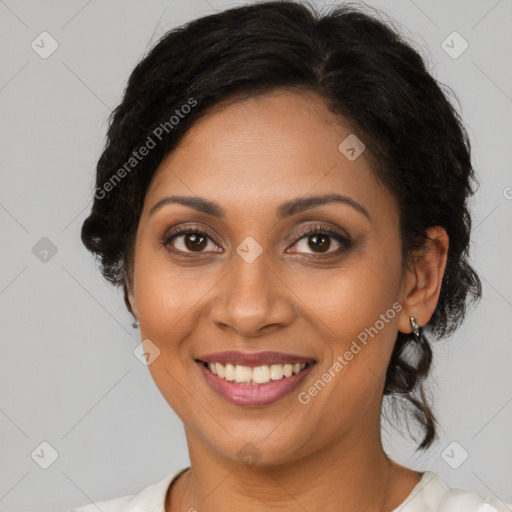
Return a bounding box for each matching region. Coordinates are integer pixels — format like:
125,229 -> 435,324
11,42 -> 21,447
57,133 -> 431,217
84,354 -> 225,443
144,89 -> 396,223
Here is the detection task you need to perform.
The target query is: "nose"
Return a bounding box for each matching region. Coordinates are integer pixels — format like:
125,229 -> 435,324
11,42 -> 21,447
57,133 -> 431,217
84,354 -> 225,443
208,251 -> 296,338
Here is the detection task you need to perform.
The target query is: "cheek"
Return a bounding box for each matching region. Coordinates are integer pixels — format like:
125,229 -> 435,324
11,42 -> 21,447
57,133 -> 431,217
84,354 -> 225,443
133,259 -> 207,416
134,244 -> 215,335
287,247 -> 402,342
132,249 -> 208,391
288,247 -> 402,391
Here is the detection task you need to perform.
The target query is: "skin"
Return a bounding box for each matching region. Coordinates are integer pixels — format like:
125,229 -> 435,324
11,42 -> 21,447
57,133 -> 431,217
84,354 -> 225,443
126,89 -> 449,512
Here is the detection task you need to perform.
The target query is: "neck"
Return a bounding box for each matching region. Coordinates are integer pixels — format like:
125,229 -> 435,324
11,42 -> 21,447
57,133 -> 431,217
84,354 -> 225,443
169,423 -> 411,512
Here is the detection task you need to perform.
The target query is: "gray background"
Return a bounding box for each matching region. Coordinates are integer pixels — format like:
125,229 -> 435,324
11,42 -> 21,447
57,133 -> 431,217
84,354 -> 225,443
0,0 -> 511,510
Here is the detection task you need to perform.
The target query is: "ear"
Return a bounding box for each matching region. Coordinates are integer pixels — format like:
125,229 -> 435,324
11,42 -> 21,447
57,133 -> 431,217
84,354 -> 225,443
398,226 -> 449,334
125,272 -> 139,318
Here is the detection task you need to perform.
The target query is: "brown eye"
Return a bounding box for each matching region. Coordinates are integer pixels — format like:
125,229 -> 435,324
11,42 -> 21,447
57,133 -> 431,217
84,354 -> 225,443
290,225 -> 352,256
164,228 -> 221,254
306,233 -> 332,253
183,232 -> 208,252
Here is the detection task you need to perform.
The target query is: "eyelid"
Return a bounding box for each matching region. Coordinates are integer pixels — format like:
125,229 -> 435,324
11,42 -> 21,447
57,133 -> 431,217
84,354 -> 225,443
161,222 -> 352,256
161,224 -> 221,253
286,224 -> 352,254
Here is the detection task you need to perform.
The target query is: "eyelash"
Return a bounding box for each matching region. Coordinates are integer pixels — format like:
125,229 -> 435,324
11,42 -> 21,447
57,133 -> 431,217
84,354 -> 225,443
161,224 -> 353,258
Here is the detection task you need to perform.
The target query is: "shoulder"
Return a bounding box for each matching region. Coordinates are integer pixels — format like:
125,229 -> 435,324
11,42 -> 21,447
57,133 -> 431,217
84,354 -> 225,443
398,471 -> 511,512
436,487 -> 511,512
66,469 -> 188,512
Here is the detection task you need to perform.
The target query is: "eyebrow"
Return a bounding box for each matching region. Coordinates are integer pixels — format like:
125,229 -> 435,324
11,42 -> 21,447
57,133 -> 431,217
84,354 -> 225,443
149,193 -> 371,220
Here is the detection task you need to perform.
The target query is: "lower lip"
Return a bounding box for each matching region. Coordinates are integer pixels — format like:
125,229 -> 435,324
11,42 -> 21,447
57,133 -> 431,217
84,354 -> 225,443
197,361 -> 316,406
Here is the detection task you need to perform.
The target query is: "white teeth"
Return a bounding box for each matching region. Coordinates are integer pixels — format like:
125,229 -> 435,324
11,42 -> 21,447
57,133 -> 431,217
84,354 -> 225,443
215,362 -> 224,378
270,364 -> 283,380
235,364 -> 252,383
252,365 -> 270,384
283,364 -> 293,377
204,362 -> 310,385
225,363 -> 236,381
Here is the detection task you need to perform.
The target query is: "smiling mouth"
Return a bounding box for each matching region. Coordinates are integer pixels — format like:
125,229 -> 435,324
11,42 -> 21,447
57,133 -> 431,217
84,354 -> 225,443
196,360 -> 316,386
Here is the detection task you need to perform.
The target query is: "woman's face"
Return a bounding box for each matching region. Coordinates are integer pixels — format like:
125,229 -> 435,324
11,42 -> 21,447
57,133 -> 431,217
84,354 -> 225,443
128,89 -> 431,466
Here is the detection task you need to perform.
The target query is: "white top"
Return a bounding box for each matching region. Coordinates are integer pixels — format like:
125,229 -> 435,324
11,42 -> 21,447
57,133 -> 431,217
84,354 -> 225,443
68,468 -> 511,512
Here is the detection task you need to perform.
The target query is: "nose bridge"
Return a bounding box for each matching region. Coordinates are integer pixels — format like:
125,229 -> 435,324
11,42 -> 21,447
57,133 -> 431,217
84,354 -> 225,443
209,244 -> 295,335
231,247 -> 272,303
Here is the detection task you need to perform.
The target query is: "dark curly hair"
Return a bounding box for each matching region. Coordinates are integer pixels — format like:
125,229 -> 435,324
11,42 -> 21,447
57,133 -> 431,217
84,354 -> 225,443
81,0 -> 482,450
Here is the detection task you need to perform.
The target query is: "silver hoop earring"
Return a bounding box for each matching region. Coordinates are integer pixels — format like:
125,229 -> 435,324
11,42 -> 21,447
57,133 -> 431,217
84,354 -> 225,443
132,318 -> 139,329
410,316 -> 422,341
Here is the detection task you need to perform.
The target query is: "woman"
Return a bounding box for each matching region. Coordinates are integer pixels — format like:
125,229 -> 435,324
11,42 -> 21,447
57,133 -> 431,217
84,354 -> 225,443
73,1 -> 510,510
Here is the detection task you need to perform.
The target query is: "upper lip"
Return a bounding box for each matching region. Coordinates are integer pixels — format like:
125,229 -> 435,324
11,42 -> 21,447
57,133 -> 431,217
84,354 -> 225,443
195,351 -> 316,367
